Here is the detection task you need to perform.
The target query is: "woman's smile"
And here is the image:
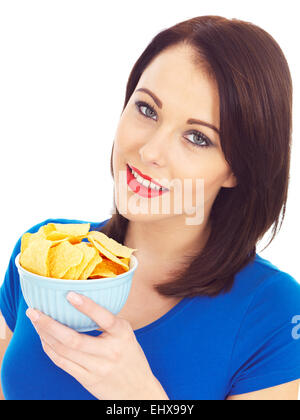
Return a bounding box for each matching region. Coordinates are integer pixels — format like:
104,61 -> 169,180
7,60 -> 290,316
126,164 -> 169,198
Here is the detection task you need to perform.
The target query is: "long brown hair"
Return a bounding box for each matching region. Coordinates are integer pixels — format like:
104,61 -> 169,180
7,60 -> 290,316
97,15 -> 293,298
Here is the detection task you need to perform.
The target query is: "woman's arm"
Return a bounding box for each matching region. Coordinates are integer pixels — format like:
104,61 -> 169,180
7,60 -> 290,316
0,316 -> 13,400
227,379 -> 300,400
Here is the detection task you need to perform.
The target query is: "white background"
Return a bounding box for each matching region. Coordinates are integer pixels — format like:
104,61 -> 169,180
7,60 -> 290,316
0,1 -> 299,281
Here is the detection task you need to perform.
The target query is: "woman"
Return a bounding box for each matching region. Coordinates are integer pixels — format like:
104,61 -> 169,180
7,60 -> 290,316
1,15 -> 300,400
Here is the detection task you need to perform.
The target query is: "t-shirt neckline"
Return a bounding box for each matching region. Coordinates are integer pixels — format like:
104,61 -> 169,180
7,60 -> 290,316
132,296 -> 194,335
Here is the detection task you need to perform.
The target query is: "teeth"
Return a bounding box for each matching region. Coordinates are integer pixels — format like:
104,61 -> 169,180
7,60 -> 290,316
131,168 -> 162,190
150,182 -> 161,190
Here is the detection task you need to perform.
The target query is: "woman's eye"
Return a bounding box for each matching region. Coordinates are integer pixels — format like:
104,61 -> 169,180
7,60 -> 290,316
135,101 -> 158,121
184,132 -> 212,148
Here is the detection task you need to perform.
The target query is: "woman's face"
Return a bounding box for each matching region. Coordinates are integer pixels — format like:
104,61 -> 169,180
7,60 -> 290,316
112,44 -> 236,226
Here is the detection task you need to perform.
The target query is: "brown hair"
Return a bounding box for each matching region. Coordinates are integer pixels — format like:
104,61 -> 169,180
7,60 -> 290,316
97,15 -> 293,298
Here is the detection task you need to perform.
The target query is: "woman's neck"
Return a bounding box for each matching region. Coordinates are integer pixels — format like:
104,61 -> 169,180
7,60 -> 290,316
124,216 -> 211,267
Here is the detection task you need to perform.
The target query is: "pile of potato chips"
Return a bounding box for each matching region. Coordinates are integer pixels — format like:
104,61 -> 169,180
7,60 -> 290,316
19,223 -> 137,280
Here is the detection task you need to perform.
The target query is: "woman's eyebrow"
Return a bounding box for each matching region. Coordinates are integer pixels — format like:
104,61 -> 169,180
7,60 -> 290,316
135,87 -> 220,135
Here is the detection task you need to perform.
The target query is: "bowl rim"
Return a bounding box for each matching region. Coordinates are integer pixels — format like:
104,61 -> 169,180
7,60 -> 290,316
15,252 -> 138,284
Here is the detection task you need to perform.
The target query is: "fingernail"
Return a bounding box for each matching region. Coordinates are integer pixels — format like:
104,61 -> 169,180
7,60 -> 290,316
67,291 -> 83,306
26,308 -> 40,322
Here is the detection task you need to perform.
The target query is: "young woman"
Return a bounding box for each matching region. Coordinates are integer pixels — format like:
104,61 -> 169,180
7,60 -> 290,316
1,15 -> 300,400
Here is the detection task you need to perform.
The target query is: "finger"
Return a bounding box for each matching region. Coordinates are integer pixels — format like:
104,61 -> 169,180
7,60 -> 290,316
38,327 -> 110,376
26,307 -> 111,357
40,338 -> 97,388
66,292 -> 132,337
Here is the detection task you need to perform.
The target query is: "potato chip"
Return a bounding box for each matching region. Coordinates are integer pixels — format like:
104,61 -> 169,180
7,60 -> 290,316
119,257 -> 130,269
44,231 -> 71,241
39,223 -> 88,244
66,235 -> 87,244
80,253 -> 103,280
62,242 -> 97,280
21,232 -> 35,253
38,224 -> 56,237
51,223 -> 90,236
48,241 -> 83,279
87,234 -> 129,270
90,257 -> 127,278
89,268 -> 117,279
20,236 -> 53,277
88,231 -> 137,259
107,257 -> 128,274
21,228 -> 53,252
62,265 -> 77,280
73,242 -> 99,280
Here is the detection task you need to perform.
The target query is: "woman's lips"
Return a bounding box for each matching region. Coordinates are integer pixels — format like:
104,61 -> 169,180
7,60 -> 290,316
126,164 -> 169,198
127,164 -> 169,191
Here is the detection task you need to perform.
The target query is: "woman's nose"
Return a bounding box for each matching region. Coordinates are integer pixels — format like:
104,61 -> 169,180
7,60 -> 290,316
138,130 -> 171,167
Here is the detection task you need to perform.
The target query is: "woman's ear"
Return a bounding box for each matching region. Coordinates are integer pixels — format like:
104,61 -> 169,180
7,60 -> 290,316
222,172 -> 238,188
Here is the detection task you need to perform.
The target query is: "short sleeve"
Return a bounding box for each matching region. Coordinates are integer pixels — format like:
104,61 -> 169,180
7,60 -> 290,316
0,219 -> 52,332
227,271 -> 300,397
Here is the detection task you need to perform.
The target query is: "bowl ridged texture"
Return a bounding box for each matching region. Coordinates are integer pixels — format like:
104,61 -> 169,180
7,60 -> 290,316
16,253 -> 137,332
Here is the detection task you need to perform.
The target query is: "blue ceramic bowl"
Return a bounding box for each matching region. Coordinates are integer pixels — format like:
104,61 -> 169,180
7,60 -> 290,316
15,253 -> 138,332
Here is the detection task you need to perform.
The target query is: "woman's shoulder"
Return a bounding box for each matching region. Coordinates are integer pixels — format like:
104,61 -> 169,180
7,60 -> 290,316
188,253 -> 300,320
241,253 -> 298,288
230,252 -> 300,313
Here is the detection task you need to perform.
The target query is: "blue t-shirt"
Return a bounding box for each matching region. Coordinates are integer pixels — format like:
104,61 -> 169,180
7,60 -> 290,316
1,218 -> 300,400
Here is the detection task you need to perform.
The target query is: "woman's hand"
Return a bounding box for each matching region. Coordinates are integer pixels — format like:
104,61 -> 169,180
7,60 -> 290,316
26,292 -> 169,400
